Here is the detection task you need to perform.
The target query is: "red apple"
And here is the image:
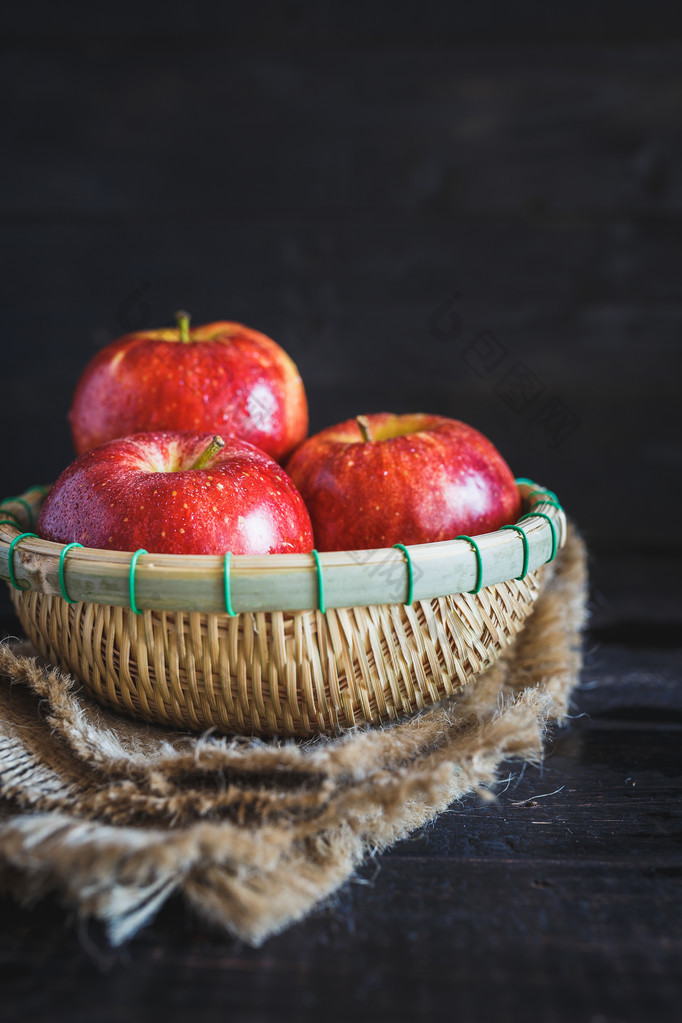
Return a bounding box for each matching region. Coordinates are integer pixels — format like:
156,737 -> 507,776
38,431 -> 314,555
286,412 -> 521,551
69,313 -> 308,463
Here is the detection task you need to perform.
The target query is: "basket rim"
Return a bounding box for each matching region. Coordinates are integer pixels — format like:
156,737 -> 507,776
0,480 -> 566,614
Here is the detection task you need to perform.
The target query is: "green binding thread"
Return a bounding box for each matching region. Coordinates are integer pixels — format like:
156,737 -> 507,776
0,497 -> 34,529
455,535 -> 483,594
528,487 -> 559,503
58,542 -> 83,604
0,520 -> 20,529
393,543 -> 414,605
514,479 -> 562,517
24,485 -> 49,498
519,512 -> 558,562
528,496 -> 562,513
7,532 -> 38,590
500,524 -> 530,579
223,551 -> 237,617
311,549 -> 326,614
527,487 -> 560,511
128,549 -> 148,616
514,478 -> 559,500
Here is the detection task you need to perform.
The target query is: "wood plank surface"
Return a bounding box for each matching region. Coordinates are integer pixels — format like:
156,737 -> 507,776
1,545 -> 681,1022
0,673 -> 679,1023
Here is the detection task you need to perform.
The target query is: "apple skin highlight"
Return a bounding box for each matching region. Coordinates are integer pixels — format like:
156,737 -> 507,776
38,431 -> 314,556
286,412 -> 521,552
69,321 -> 308,463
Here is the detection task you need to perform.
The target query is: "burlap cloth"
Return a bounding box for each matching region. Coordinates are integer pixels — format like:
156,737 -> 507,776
0,527 -> 587,946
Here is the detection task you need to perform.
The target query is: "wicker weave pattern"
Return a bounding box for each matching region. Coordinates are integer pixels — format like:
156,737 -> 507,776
12,566 -> 545,736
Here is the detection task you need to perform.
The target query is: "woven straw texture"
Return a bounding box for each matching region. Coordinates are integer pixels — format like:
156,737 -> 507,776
11,567 -> 545,736
0,527 -> 587,946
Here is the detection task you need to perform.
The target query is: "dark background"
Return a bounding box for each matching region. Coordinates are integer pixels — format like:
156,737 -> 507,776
1,3 -> 682,1020
3,2 -> 681,552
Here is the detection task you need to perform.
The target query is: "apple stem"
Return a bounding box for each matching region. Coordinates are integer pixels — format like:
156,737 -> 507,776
175,310 -> 192,343
356,415 -> 372,443
191,435 -> 226,471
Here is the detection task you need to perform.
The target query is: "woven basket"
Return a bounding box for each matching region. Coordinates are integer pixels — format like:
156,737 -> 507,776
1,482 -> 565,737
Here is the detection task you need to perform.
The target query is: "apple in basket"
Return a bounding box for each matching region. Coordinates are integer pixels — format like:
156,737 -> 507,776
286,412 -> 521,551
69,312 -> 308,463
37,431 -> 314,555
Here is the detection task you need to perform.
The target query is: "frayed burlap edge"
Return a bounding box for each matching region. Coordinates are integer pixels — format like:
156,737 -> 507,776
0,527 -> 587,946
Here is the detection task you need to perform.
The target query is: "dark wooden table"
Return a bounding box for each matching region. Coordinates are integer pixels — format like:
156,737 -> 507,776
2,3 -> 682,1018
1,545 -> 680,1023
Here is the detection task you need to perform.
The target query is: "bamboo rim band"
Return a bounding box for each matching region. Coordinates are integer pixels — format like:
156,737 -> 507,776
0,480 -> 565,613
